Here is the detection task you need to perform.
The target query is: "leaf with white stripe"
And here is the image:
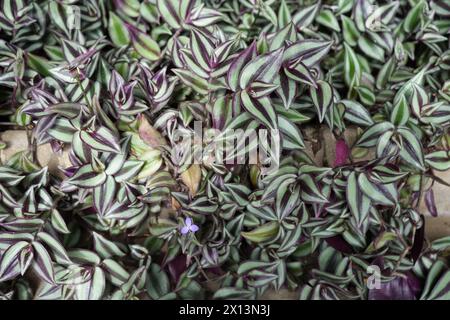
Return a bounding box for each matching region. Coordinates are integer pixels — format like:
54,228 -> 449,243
32,241 -> 55,284
67,164 -> 107,188
340,100 -> 374,126
356,122 -> 394,147
310,80 -> 334,123
241,90 -> 278,130
283,40 -> 333,67
80,126 -> 121,154
239,47 -> 284,89
398,127 -> 425,170
92,232 -> 126,259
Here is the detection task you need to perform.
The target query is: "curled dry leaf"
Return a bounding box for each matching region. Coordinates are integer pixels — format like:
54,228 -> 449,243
138,115 -> 167,148
180,164 -> 202,197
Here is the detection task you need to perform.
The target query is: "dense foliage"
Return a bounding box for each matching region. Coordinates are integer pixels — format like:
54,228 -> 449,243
0,0 -> 450,300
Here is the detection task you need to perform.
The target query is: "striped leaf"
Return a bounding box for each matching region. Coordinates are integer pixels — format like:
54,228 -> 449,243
292,2 -> 320,28
190,28 -> 213,72
32,241 -> 55,284
357,36 -> 385,62
299,174 -> 328,203
346,172 -> 371,227
357,173 -> 396,206
376,57 -> 395,89
355,86 -> 375,106
50,209 -> 70,234
241,222 -> 279,243
356,122 -> 395,147
80,126 -> 121,154
316,9 -> 340,32
284,59 -> 317,88
67,164 -> 107,188
0,241 -> 28,281
277,0 -> 291,28
240,90 -> 278,130
420,261 -> 450,300
271,23 -> 297,51
189,7 -> 223,27
227,42 -> 257,91
276,71 -> 297,109
36,232 -> 71,265
34,103 -> 84,119
239,47 -> 284,89
173,68 -> 209,94
425,151 -> 450,171
344,43 -> 361,88
404,0 -> 426,33
108,12 -> 130,46
283,40 -> 333,67
76,267 -> 106,300
156,0 -> 182,28
342,15 -> 360,46
248,81 -> 279,98
92,232 -> 125,259
93,176 -> 116,216
391,95 -> 410,126
398,127 -> 425,170
114,160 -> 144,182
104,202 -> 146,220
278,116 -> 305,150
340,100 -> 374,126
129,26 -> 161,61
310,80 -> 333,123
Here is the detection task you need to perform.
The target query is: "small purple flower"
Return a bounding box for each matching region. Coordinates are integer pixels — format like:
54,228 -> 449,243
180,218 -> 199,235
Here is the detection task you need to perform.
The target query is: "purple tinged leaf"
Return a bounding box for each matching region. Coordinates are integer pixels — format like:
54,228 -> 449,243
32,241 -> 55,284
67,164 -> 107,188
190,28 -> 214,71
397,127 -> 425,171
93,176 -> 116,216
211,95 -> 231,130
347,172 -> 371,227
283,40 -> 333,67
292,2 -> 320,28
310,80 -> 333,123
80,126 -> 121,154
156,0 -> 182,28
411,216 -> 425,262
179,0 -> 196,22
239,47 -> 284,89
0,241 -> 29,281
248,81 -> 279,98
172,68 -> 209,95
167,254 -> 187,284
340,99 -> 374,126
284,59 -> 317,88
104,202 -> 146,220
240,90 -> 278,130
325,235 -> 354,254
425,188 -> 438,217
333,139 -> 350,167
127,24 -> 161,61
188,7 -> 223,27
276,71 -> 297,109
369,272 -> 422,300
227,41 -> 257,91
357,173 -> 397,206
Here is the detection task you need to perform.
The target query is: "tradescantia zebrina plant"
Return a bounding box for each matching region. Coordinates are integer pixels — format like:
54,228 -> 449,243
0,0 -> 450,301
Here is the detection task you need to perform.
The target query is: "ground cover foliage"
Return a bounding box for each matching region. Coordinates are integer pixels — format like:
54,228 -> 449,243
0,0 -> 450,300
